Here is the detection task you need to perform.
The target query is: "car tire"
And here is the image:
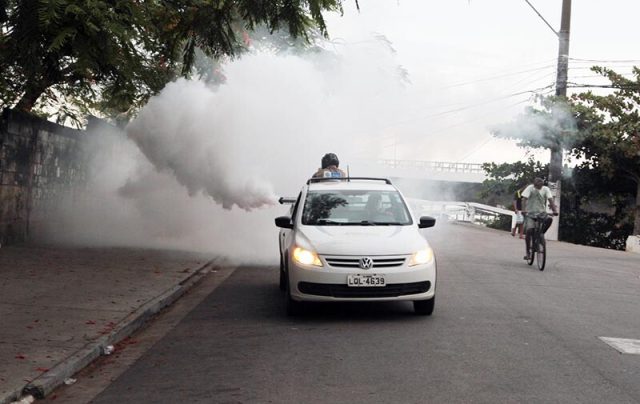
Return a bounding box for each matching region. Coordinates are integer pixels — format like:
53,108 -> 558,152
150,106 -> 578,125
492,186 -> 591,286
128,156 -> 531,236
414,297 -> 435,316
279,254 -> 286,292
284,268 -> 303,316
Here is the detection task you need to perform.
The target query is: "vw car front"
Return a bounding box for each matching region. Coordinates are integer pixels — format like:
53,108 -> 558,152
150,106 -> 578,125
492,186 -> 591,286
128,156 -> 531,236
275,178 -> 437,316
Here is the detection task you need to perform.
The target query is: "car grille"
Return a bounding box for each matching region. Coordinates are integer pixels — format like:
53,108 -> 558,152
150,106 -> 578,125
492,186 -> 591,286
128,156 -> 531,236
323,256 -> 407,268
298,281 -> 431,298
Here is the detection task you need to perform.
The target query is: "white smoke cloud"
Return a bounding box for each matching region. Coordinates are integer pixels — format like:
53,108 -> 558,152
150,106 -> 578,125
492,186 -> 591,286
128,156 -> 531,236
46,39 -> 415,263
126,79 -> 277,210
125,43 -> 409,212
489,101 -> 577,150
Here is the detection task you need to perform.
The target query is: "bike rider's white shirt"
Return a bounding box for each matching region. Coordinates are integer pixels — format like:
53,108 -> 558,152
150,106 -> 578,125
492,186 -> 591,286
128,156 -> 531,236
522,184 -> 553,212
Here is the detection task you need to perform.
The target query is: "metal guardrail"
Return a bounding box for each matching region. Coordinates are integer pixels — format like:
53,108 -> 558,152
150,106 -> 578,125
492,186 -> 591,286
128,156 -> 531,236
408,199 -> 515,225
377,159 -> 484,174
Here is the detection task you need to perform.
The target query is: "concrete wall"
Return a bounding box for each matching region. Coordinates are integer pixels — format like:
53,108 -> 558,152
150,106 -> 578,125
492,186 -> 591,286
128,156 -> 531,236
0,109 -> 85,245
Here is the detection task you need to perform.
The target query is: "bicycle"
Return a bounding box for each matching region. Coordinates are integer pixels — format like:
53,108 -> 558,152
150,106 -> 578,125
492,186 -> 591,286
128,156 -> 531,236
524,212 -> 553,271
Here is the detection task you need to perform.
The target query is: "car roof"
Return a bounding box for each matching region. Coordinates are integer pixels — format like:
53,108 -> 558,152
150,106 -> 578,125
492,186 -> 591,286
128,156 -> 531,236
307,179 -> 397,192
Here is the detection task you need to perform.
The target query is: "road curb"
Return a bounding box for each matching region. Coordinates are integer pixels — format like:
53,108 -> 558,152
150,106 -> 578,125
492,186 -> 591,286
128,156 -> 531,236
1,258 -> 215,404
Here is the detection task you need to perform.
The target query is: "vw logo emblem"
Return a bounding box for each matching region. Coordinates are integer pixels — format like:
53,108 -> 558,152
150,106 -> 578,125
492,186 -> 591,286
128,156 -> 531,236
359,257 -> 373,270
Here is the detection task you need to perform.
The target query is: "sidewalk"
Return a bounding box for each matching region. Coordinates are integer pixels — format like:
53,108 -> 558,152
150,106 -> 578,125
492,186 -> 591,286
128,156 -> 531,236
0,244 -> 213,404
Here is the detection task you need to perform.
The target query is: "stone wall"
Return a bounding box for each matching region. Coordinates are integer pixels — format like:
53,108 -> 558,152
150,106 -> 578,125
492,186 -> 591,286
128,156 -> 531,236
0,109 -> 85,245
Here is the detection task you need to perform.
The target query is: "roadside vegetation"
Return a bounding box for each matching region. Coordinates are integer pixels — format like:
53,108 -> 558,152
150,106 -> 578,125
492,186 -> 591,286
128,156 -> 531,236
482,67 -> 640,249
0,0 -> 348,125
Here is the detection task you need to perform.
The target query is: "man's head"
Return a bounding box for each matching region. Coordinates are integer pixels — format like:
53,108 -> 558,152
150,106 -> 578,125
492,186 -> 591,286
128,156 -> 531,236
321,153 -> 339,169
533,177 -> 544,189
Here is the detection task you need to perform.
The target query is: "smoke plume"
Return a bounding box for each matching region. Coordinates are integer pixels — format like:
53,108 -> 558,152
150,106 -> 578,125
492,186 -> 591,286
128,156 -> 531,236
489,101 -> 577,150
46,39 -> 413,263
126,79 -> 277,211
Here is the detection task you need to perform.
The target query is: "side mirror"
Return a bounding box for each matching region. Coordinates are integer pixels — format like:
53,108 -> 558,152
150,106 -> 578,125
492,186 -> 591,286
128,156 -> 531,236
275,216 -> 294,229
418,216 -> 436,229
279,197 -> 296,205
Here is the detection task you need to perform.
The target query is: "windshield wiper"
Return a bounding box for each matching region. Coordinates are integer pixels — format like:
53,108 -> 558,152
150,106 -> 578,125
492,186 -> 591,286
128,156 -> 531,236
315,219 -> 344,225
340,221 -> 377,226
314,220 -> 404,226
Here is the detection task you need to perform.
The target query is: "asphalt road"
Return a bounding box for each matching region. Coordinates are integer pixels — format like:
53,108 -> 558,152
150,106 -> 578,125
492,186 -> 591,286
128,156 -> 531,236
87,224 -> 640,403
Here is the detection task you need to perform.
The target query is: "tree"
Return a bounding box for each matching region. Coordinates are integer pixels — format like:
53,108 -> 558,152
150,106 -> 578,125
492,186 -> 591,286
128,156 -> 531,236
560,165 -> 634,249
481,157 -> 634,249
569,66 -> 640,235
1,0 -> 169,122
0,0 -> 346,123
482,88 -> 639,248
490,95 -> 577,160
479,159 -> 547,233
480,158 -> 548,207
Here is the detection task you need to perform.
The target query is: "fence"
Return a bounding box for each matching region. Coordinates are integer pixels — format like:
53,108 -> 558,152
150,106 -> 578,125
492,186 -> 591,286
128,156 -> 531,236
377,159 -> 485,174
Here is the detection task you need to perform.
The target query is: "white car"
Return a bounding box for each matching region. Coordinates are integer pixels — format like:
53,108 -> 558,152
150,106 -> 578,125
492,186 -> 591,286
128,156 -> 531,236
275,177 -> 437,316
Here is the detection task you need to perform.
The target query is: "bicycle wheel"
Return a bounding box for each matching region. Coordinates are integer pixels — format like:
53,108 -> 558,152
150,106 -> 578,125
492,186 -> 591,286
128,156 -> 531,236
536,237 -> 546,271
527,232 -> 535,266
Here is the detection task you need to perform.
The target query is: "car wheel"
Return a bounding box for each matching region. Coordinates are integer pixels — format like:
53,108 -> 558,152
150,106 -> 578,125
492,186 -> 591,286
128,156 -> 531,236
413,297 -> 435,316
284,270 -> 303,316
279,254 -> 286,292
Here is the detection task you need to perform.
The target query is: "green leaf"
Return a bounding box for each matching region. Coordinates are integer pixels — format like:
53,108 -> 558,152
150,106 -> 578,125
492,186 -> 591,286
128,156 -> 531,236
48,26 -> 76,51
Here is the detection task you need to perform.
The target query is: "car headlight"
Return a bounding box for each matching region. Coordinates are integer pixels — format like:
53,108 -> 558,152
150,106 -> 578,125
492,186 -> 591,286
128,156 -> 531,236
409,247 -> 434,266
292,246 -> 323,267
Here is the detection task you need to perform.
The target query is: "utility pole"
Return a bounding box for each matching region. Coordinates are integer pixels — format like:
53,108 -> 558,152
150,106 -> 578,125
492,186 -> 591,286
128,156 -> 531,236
547,0 -> 571,241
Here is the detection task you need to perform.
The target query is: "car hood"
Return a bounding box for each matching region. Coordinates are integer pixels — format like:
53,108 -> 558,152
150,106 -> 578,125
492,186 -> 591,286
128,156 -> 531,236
297,225 -> 428,256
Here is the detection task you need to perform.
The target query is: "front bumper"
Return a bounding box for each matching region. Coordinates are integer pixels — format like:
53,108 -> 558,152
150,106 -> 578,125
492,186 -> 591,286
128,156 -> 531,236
288,255 -> 436,302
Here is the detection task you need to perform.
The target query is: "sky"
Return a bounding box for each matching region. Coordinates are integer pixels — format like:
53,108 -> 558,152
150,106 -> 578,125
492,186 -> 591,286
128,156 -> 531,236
321,0 -> 640,164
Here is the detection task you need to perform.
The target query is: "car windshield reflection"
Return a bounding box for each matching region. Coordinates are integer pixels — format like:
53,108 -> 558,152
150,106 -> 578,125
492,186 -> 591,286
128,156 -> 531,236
301,190 -> 412,226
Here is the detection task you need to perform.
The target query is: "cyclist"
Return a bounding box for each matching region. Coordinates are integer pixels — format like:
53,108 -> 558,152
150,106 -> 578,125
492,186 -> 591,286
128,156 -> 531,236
312,153 -> 346,178
522,178 -> 558,260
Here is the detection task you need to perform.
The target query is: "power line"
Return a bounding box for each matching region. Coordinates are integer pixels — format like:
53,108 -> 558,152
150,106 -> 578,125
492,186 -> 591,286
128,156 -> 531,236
459,136 -> 494,162
568,73 -> 637,80
369,84 -> 555,148
568,65 -> 639,71
569,57 -> 640,64
499,70 -> 557,95
359,78 -> 558,150
523,0 -> 558,36
377,76 -> 556,131
358,94 -> 547,162
433,64 -> 556,90
569,65 -> 638,70
399,66 -> 553,116
458,97 -> 546,162
567,83 -> 639,89
391,85 -> 555,126
387,97 -> 533,150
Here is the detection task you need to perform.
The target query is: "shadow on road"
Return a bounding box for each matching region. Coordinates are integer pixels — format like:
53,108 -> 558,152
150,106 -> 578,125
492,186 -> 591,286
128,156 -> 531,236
233,266 -> 431,323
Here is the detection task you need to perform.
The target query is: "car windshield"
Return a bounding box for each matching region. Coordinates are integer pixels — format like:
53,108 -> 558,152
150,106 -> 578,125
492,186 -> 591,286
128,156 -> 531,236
301,190 -> 413,226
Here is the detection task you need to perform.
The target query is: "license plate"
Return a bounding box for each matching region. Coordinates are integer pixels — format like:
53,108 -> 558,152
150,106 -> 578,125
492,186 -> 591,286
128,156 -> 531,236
347,274 -> 386,287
